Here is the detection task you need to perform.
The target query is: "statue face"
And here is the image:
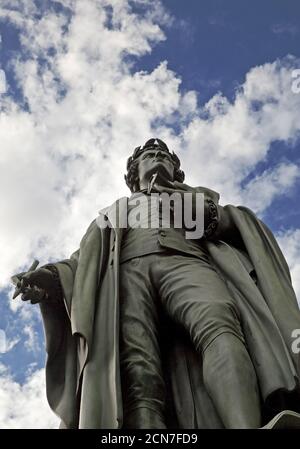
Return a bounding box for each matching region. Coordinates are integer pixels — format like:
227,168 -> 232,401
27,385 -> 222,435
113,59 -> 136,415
137,148 -> 175,183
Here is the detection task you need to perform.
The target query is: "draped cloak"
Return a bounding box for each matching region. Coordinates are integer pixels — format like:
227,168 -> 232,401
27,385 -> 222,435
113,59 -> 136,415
39,189 -> 300,428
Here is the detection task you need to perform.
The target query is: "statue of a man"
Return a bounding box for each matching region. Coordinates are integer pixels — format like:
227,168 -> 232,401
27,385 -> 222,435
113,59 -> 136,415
14,138 -> 300,429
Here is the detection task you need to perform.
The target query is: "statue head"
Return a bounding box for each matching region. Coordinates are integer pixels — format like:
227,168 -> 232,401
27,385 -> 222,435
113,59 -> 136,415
124,138 -> 185,192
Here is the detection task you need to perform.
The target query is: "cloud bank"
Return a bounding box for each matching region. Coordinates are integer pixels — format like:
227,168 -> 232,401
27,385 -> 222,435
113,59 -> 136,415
0,365 -> 59,428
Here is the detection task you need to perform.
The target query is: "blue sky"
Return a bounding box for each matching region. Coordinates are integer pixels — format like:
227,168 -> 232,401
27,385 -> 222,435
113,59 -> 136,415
0,0 -> 299,427
138,0 -> 300,231
141,1 -> 300,99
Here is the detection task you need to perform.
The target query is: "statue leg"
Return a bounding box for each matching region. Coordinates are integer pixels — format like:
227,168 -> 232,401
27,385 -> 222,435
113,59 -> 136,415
156,253 -> 262,428
202,333 -> 261,428
119,255 -> 167,429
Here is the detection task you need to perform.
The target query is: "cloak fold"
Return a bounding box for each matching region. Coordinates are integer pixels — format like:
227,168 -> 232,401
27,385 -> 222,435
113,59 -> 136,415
40,200 -> 300,428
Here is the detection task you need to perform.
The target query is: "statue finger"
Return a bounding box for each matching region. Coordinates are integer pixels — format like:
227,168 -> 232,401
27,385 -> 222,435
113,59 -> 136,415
21,287 -> 33,302
30,286 -> 47,304
21,271 -> 37,286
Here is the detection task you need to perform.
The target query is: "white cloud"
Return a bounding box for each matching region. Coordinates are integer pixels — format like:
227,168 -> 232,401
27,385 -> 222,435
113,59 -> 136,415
0,69 -> 6,94
272,23 -> 299,36
0,0 -> 187,289
241,162 -> 299,214
0,329 -> 19,354
277,229 -> 300,305
23,324 -> 41,353
181,57 -> 300,206
0,330 -> 6,353
3,336 -> 20,353
0,365 -> 59,429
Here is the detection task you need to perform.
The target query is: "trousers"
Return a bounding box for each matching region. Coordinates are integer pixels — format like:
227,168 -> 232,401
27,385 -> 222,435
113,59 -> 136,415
119,251 -> 246,425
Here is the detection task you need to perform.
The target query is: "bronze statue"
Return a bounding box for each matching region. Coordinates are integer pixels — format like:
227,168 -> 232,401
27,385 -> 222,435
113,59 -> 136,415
12,138 -> 300,428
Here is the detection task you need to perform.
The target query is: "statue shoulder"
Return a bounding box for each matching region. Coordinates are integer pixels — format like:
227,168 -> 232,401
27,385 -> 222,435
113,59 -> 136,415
194,186 -> 220,204
79,218 -> 101,246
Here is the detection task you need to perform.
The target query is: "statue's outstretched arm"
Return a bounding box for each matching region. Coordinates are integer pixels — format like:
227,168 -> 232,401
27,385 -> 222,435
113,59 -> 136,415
11,249 -> 80,308
11,262 -> 65,305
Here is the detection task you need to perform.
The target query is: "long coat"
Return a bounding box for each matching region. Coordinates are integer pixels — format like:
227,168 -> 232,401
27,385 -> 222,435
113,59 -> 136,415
40,191 -> 300,428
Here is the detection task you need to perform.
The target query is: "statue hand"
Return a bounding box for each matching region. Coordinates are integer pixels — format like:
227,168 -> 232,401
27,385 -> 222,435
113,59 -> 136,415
16,268 -> 57,304
153,179 -> 195,195
153,180 -> 204,214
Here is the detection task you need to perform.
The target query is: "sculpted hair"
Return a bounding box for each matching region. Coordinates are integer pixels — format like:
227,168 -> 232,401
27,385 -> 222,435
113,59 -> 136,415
124,138 -> 185,192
